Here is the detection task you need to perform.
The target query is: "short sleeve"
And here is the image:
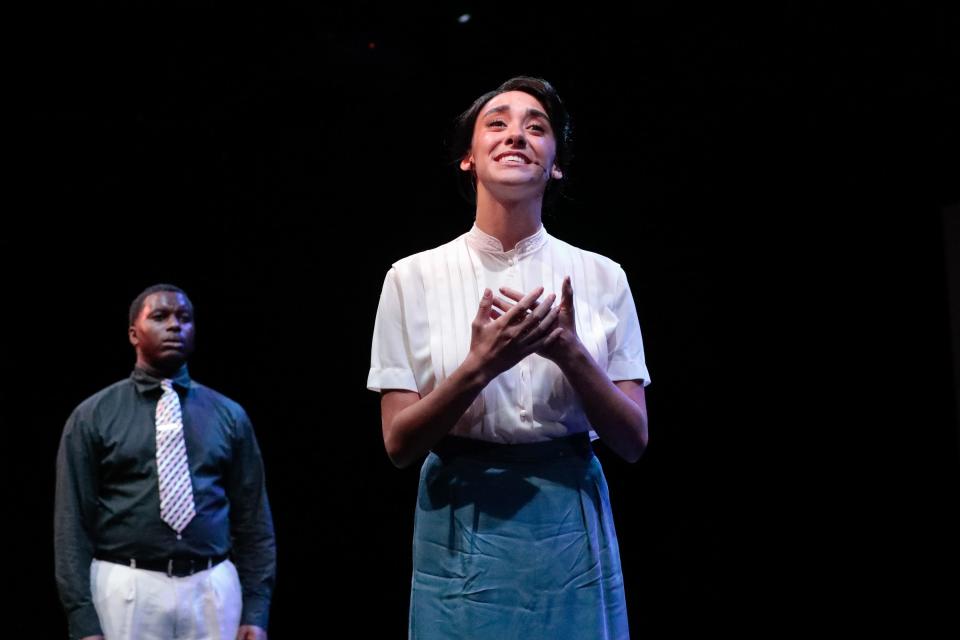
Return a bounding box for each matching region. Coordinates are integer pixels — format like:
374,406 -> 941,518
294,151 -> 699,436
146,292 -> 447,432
367,267 -> 419,393
605,267 -> 651,386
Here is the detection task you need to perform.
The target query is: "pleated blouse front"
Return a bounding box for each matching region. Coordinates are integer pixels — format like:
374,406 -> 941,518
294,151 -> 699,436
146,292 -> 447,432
368,223 -> 650,444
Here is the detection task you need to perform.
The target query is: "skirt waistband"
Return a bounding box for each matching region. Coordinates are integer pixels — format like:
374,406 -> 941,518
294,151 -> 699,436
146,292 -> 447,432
431,433 -> 593,462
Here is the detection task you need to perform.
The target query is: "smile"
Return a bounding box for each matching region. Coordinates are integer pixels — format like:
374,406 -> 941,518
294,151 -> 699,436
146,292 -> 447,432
494,152 -> 532,164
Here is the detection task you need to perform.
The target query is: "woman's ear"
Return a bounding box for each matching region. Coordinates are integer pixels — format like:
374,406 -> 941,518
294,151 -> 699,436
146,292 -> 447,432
460,154 -> 475,172
551,165 -> 564,179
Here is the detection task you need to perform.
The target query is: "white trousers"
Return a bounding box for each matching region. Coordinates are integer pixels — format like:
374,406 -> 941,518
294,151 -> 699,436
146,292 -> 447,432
90,558 -> 242,640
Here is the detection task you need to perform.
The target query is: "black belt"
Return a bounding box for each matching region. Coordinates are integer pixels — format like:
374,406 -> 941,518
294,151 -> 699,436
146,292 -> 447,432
96,553 -> 228,577
432,433 -> 593,462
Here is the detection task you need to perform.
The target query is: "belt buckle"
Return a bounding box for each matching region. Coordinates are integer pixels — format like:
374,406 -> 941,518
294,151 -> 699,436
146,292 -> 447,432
162,556 -> 217,577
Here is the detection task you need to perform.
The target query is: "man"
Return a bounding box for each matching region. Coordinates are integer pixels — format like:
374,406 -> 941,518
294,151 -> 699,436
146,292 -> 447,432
55,284 -> 276,640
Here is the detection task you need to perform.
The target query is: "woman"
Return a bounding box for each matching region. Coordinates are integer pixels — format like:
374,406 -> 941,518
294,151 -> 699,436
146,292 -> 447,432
367,76 -> 650,639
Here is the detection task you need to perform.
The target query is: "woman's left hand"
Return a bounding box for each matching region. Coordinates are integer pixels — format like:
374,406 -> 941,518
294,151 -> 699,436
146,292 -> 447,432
496,276 -> 582,367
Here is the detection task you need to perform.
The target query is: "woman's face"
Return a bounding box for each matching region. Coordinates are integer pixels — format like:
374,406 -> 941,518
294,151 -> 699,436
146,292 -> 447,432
460,90 -> 563,200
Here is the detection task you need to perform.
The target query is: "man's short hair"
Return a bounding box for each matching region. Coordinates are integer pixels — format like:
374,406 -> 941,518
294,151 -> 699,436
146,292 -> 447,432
129,284 -> 192,326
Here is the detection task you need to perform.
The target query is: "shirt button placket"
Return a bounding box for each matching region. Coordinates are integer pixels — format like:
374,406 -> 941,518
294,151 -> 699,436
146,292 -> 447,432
506,255 -> 520,292
519,361 -> 530,421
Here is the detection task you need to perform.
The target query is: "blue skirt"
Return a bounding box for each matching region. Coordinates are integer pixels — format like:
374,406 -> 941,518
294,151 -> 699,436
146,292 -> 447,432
410,434 -> 630,639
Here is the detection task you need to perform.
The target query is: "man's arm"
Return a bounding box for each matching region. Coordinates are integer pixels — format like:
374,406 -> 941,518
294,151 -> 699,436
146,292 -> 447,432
227,409 -> 276,632
54,410 -> 105,640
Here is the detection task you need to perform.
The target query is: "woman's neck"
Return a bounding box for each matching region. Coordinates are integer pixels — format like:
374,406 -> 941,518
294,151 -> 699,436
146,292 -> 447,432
474,187 -> 543,252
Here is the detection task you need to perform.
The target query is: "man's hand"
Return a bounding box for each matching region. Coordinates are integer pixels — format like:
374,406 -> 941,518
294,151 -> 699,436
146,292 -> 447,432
237,624 -> 267,640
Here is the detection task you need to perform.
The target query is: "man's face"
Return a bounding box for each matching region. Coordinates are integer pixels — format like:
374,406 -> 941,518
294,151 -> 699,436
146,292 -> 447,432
129,291 -> 195,372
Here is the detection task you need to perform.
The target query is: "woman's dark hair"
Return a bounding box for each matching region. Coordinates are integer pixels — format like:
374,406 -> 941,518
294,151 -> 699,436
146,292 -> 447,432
451,76 -> 573,207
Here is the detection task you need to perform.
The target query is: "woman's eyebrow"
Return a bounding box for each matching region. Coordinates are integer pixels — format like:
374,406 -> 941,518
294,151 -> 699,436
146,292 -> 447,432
482,104 -> 511,118
481,105 -> 551,122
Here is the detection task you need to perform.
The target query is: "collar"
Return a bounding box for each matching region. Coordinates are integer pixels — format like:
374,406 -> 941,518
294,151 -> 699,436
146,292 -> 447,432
131,365 -> 192,395
465,222 -> 549,259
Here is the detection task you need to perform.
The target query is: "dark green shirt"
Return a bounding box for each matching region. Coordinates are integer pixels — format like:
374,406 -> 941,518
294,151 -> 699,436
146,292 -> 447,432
54,366 -> 276,639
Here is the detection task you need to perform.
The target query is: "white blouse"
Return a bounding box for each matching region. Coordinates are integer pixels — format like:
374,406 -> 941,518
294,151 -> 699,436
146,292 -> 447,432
367,223 -> 651,444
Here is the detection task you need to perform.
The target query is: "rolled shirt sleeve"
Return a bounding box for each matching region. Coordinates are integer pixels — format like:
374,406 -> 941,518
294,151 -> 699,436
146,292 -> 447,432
367,267 -> 419,393
605,267 -> 651,386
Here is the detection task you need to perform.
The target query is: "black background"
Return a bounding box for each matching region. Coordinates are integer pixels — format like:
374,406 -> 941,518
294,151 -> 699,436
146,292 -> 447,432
6,3 -> 959,637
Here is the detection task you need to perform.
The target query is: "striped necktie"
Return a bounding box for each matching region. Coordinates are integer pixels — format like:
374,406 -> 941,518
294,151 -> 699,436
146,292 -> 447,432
155,379 -> 196,538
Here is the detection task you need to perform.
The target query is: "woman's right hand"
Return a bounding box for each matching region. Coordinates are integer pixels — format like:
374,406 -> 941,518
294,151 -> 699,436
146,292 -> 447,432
469,286 -> 559,379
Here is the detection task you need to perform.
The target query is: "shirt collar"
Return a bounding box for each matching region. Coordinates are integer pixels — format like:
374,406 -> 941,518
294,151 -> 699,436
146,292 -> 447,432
465,222 -> 549,259
131,365 -> 192,395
